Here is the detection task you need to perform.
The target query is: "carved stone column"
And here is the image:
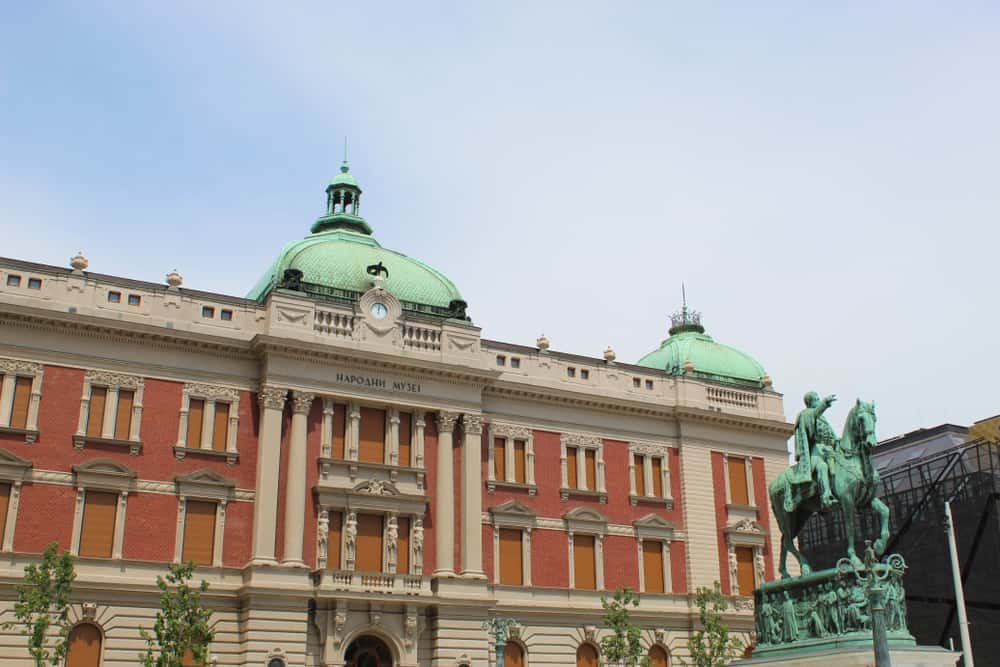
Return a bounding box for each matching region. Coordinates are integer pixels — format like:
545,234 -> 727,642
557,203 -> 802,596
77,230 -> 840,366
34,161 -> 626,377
434,411 -> 458,576
283,391 -> 314,566
460,413 -> 485,578
251,386 -> 286,565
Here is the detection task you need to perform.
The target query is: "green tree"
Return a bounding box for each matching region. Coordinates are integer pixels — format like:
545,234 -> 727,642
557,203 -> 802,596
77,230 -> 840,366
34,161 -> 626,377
3,542 -> 77,666
599,586 -> 650,667
684,582 -> 743,667
140,562 -> 215,667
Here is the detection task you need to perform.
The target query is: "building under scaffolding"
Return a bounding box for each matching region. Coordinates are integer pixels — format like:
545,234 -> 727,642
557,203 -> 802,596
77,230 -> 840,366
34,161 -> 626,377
797,419 -> 1000,666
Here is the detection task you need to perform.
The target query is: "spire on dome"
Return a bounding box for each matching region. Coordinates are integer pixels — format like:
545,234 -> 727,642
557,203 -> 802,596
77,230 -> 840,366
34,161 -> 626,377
312,145 -> 372,235
668,283 -> 705,335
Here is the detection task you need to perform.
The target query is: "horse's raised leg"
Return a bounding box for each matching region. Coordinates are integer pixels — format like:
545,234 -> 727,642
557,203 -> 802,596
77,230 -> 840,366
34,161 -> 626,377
871,497 -> 890,555
842,496 -> 863,569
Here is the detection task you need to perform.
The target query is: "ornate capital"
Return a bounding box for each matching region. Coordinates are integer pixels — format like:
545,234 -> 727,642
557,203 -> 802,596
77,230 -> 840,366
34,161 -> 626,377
258,386 -> 287,411
462,413 -> 484,435
437,411 -> 459,432
291,391 -> 315,414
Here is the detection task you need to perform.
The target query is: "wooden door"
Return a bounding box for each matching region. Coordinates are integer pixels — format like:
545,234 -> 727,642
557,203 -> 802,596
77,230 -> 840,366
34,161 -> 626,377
648,645 -> 669,667
504,641 -> 524,667
65,623 -> 102,667
576,643 -> 598,667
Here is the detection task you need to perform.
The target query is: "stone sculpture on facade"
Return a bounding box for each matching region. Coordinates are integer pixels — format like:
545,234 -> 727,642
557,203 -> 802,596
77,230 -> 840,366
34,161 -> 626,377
344,512 -> 358,569
411,518 -> 424,573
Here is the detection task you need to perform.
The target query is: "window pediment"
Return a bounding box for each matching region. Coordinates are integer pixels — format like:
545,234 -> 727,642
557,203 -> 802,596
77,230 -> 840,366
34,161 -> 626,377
0,448 -> 31,482
174,468 -> 235,501
724,518 -> 767,547
563,506 -> 608,534
633,513 -> 676,541
489,500 -> 536,528
72,458 -> 136,492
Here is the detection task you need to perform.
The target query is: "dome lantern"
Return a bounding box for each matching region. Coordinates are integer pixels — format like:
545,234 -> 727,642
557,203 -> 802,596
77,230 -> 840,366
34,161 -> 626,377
312,154 -> 372,236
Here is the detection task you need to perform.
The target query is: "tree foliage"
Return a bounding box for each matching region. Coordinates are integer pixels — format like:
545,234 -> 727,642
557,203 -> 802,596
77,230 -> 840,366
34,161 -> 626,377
4,542 -> 77,666
140,562 -> 215,667
684,582 -> 743,667
599,586 -> 650,667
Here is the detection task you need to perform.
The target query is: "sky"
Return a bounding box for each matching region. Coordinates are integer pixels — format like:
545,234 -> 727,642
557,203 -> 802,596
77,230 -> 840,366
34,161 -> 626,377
1,2 -> 998,442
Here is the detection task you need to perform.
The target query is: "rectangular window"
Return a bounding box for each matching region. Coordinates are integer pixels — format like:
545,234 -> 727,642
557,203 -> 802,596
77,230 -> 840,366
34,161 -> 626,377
107,291 -> 121,303
499,528 -> 523,586
397,517 -> 410,574
398,412 -> 412,466
493,437 -> 506,480
10,376 -> 32,430
513,439 -> 526,484
496,355 -> 506,366
86,387 -> 108,437
651,457 -> 663,497
27,278 -> 42,289
201,306 -> 215,318
642,541 -> 665,593
0,482 -> 11,546
6,275 -> 20,287
633,378 -> 641,388
566,446 -> 578,489
510,357 -> 520,369
79,491 -> 117,558
327,510 -> 343,570
584,449 -> 597,491
114,390 -> 134,440
728,457 -> 749,505
580,369 -> 589,380
567,367 -> 576,378
187,399 -> 205,448
633,454 -> 645,496
355,514 -> 384,572
127,294 -> 141,306
358,407 -> 386,464
735,546 -> 755,595
220,309 -> 233,321
182,500 -> 217,566
212,403 -> 230,452
645,380 -> 654,390
573,535 -> 596,590
331,403 -> 346,459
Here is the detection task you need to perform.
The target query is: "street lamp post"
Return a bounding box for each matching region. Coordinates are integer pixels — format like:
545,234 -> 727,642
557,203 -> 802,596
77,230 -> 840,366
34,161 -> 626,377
482,617 -> 518,667
841,541 -> 907,667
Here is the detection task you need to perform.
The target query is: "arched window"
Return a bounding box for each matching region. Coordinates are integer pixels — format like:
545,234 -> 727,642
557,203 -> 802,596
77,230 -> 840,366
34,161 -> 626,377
648,645 -> 669,667
504,640 -> 525,667
576,643 -> 599,667
65,623 -> 102,667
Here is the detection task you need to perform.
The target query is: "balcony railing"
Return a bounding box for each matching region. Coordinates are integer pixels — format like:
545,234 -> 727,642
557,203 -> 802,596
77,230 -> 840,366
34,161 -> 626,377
314,570 -> 430,595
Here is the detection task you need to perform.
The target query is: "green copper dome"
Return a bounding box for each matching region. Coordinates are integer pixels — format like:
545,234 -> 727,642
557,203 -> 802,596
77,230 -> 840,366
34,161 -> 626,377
248,165 -> 467,318
636,307 -> 767,386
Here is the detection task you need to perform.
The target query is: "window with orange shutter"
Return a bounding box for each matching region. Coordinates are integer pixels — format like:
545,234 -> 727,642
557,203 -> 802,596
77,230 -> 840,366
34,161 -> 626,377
78,491 -> 117,558
651,457 -> 663,497
573,535 -> 596,590
513,440 -> 526,483
114,390 -> 134,440
499,528 -> 523,586
0,482 -> 11,546
86,387 -> 107,437
735,546 -> 756,595
327,511 -> 342,570
331,403 -> 346,459
10,377 -> 32,430
186,399 -> 205,448
212,403 -> 229,451
396,517 -> 410,574
584,450 -> 596,490
728,457 -> 749,505
355,514 -> 384,572
398,412 -> 412,466
358,408 -> 386,464
633,454 -> 645,496
494,437 -> 506,480
642,540 -> 664,593
566,447 -> 578,489
182,500 -> 217,566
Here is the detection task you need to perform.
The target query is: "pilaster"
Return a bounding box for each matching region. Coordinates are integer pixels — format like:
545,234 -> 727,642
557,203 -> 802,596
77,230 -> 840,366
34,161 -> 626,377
434,411 -> 458,577
251,385 -> 286,565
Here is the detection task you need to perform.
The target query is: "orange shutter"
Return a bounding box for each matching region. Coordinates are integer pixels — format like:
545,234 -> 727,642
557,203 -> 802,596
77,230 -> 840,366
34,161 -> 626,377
86,387 -> 107,437
576,643 -> 599,667
729,457 -> 749,505
633,454 -> 645,495
396,517 -> 410,574
182,500 -> 217,566
513,440 -> 526,483
642,541 -> 664,593
574,535 -> 596,590
181,647 -> 203,667
494,437 -> 506,480
356,514 -> 384,572
10,377 -> 31,429
504,641 -> 524,667
566,447 -> 578,489
398,412 -> 412,466
584,450 -> 596,491
651,457 -> 663,498
327,511 -> 342,570
331,403 -> 346,459
499,528 -> 523,586
358,408 -> 386,464
187,399 -> 205,448
114,390 -> 134,440
736,546 -> 756,595
212,403 -> 229,452
66,623 -> 102,667
648,645 -> 668,667
78,491 -> 117,558
0,482 -> 10,546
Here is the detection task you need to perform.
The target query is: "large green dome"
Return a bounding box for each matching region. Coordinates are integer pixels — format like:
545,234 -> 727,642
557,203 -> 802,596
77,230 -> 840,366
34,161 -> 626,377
636,308 -> 767,387
248,165 -> 466,319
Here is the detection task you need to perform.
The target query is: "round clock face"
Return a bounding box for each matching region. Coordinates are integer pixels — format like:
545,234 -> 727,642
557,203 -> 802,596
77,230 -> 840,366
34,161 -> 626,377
370,302 -> 389,320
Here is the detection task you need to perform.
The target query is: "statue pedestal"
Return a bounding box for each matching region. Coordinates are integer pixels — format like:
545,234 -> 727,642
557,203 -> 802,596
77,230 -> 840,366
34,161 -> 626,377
732,645 -> 957,667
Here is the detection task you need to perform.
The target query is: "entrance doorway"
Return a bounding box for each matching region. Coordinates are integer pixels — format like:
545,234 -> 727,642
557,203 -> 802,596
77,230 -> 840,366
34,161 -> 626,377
345,635 -> 394,667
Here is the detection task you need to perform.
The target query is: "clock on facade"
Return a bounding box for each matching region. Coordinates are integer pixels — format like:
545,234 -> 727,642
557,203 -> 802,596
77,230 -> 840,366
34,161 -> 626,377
369,302 -> 389,320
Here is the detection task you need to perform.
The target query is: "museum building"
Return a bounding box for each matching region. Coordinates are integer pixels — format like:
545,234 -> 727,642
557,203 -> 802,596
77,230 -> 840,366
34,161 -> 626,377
0,163 -> 792,667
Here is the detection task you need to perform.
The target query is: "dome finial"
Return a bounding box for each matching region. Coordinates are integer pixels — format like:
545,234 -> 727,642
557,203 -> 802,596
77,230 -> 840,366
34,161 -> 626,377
341,136 -> 349,173
669,283 -> 705,335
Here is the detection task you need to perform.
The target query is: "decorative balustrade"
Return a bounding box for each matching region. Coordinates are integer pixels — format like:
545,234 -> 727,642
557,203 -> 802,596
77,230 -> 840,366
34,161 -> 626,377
402,324 -> 441,351
317,570 -> 430,595
706,386 -> 758,409
314,309 -> 354,337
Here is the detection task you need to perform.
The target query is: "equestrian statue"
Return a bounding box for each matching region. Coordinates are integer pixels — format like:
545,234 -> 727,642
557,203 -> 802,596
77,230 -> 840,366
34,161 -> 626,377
769,392 -> 890,578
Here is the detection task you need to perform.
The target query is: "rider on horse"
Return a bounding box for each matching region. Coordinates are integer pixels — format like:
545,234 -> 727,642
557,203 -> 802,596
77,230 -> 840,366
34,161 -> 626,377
787,391 -> 837,511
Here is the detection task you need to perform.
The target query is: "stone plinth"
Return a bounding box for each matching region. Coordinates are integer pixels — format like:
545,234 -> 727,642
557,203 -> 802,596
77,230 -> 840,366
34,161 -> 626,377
733,645 -> 957,667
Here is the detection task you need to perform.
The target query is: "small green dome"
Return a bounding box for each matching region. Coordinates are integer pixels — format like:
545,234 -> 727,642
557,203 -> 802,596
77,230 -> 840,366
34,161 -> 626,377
636,309 -> 766,386
329,163 -> 358,188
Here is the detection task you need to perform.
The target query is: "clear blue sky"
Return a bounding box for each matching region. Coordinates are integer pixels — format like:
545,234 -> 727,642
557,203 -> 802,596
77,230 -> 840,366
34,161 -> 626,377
2,2 -> 998,441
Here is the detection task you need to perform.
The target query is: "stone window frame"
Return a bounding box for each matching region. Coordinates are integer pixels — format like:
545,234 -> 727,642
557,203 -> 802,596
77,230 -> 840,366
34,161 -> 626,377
0,358 -> 44,443
564,506 -> 608,590
633,514 -> 675,594
628,441 -> 674,509
173,469 -> 235,568
0,449 -> 31,552
73,370 -> 144,455
559,433 -> 607,503
489,499 -> 536,587
174,382 -> 241,465
722,453 -> 755,508
69,459 -> 136,560
724,518 -> 768,596
486,422 -> 537,496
